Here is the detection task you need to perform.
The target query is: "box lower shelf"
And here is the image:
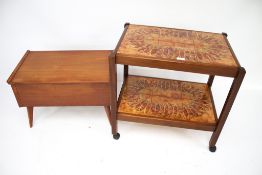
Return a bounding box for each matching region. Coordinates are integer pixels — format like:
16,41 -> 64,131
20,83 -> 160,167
117,75 -> 218,131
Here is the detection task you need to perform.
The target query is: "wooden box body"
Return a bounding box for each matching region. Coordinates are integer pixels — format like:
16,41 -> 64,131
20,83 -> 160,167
8,50 -> 111,107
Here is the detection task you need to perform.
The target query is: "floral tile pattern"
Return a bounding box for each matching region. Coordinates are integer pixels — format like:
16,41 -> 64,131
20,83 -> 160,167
117,25 -> 237,67
118,76 -> 216,124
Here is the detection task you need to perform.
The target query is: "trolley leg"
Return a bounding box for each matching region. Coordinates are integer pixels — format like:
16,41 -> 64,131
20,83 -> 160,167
124,65 -> 128,82
109,53 -> 120,140
209,67 -> 246,152
207,75 -> 215,87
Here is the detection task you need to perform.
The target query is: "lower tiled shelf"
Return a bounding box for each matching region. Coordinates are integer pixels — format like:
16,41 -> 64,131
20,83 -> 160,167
117,75 -> 218,131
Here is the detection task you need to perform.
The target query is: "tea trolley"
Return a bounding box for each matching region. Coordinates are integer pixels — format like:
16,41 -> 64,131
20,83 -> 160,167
110,23 -> 246,152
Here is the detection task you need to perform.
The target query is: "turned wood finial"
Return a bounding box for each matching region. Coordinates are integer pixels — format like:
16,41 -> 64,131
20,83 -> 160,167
124,22 -> 130,28
222,32 -> 228,37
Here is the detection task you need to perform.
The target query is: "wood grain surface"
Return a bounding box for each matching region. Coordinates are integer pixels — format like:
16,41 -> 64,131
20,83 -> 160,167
8,50 -> 112,107
8,50 -> 111,84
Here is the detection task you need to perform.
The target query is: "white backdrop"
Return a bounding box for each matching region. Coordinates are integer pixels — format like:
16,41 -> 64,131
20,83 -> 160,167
0,0 -> 261,175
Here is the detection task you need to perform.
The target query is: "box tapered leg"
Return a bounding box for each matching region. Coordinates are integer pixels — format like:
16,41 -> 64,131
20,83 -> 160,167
104,106 -> 112,127
27,107 -> 33,128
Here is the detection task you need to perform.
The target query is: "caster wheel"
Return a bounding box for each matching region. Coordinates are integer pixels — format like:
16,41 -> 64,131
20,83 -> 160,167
209,146 -> 216,152
113,133 -> 120,140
